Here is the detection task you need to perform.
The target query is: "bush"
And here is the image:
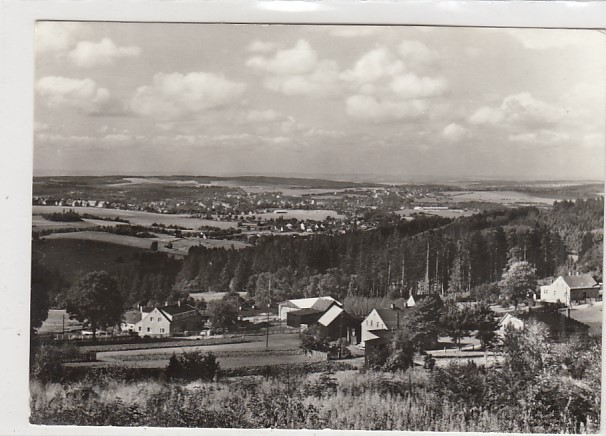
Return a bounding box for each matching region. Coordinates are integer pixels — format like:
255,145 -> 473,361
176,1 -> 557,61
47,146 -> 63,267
165,351 -> 220,381
30,344 -> 80,383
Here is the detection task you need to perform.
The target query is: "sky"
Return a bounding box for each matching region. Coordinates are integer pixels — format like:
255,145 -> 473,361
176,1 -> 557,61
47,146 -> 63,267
34,22 -> 606,182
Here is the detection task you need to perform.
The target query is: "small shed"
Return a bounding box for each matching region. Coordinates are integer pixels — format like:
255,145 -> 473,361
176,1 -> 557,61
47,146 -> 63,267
317,306 -> 361,343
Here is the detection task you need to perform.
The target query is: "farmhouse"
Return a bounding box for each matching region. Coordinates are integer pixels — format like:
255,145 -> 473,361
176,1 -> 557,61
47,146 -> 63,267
540,274 -> 601,306
278,296 -> 340,320
360,307 -> 410,347
120,307 -> 152,332
316,305 -> 362,344
134,303 -> 204,337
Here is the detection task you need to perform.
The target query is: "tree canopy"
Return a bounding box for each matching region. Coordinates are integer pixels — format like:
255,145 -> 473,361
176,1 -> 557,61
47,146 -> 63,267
64,271 -> 124,340
499,260 -> 537,308
207,299 -> 239,332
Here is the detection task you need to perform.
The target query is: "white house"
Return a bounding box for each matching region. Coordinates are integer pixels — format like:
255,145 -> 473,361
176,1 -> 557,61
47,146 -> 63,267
540,275 -> 600,307
134,303 -> 204,337
360,308 -> 408,347
498,313 -> 524,336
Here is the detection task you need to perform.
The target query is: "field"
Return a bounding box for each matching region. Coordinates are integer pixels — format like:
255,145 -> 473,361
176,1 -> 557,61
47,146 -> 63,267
32,215 -> 128,231
255,209 -> 345,220
32,205 -> 236,230
71,333 -> 307,369
44,231 -> 156,250
395,209 -> 478,219
441,190 -> 558,206
561,302 -> 603,335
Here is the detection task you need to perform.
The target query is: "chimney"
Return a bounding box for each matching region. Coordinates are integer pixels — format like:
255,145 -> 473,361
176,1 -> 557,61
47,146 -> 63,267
139,305 -> 143,314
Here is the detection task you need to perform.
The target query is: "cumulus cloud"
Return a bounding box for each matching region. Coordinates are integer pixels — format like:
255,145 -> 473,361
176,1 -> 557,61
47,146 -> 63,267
442,123 -> 469,143
389,74 -> 447,99
130,72 -> 247,120
341,47 -> 405,86
36,76 -> 112,113
346,95 -> 428,121
397,40 -> 437,66
35,22 -> 89,53
264,60 -> 341,97
469,93 -> 565,127
341,45 -> 447,122
68,38 -> 141,68
246,39 -> 318,75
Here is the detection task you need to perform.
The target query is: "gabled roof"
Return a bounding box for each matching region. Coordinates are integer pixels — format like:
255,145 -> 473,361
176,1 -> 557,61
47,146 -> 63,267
311,298 -> 339,312
374,308 -> 409,330
561,275 -> 598,289
158,304 -> 198,316
122,310 -> 142,325
283,296 -> 339,310
318,305 -> 343,327
365,329 -> 393,345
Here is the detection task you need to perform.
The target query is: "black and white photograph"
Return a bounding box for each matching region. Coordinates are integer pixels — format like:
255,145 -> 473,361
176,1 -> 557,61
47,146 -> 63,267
26,19 -> 604,432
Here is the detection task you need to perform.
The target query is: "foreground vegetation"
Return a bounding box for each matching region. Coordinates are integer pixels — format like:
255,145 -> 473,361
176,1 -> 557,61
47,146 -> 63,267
30,327 -> 600,432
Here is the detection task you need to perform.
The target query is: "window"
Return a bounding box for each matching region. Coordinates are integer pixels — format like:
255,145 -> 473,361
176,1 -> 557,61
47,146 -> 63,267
147,327 -> 150,332
158,318 -> 160,322
150,317 -> 153,321
370,320 -> 373,327
160,328 -> 165,333
138,326 -> 141,331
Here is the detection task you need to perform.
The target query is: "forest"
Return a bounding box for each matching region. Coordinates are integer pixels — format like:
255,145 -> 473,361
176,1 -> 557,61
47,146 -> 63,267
34,198 -> 603,309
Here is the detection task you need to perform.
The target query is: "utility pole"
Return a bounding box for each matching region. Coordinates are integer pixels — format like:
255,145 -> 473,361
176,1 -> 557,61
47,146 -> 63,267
266,274 -> 271,349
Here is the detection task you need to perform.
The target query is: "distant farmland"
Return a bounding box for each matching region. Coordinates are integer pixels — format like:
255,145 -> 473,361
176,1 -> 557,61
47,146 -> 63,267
32,206 -> 236,230
255,209 -> 345,220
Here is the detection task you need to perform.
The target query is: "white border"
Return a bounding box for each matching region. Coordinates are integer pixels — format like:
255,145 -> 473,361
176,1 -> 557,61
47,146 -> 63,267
2,1 -> 606,435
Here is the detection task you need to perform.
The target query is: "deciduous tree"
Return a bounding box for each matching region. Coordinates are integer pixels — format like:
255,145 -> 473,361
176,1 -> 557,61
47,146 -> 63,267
64,271 -> 123,341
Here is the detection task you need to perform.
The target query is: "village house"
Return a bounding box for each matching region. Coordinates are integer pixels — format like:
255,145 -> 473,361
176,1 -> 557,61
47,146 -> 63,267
540,274 -> 601,306
360,306 -> 409,348
316,305 -> 361,344
120,307 -> 152,332
133,303 -> 204,337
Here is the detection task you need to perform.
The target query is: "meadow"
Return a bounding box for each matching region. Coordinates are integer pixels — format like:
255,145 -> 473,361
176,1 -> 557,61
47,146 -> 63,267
442,190 -> 557,205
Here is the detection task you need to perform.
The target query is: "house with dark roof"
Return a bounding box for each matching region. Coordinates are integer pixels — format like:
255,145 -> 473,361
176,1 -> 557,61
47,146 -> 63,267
540,274 -> 601,306
316,305 -> 362,343
360,307 -> 411,347
134,303 -> 204,337
120,307 -> 152,333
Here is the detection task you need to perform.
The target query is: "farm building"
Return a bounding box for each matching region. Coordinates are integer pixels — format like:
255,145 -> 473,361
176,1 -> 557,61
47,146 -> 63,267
134,303 -> 204,337
360,307 -> 410,347
278,296 -> 341,320
286,308 -> 325,328
540,274 -> 601,307
316,305 -> 361,343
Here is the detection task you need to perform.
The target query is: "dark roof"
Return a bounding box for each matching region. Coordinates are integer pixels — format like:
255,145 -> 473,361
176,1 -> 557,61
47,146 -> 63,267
561,275 -> 598,289
374,308 -> 410,330
365,329 -> 393,345
311,298 -> 338,312
122,310 -> 142,324
159,304 -> 198,316
288,308 -> 322,317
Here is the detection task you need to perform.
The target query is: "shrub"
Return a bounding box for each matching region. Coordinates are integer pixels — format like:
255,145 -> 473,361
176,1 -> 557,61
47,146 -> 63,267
165,351 -> 220,381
